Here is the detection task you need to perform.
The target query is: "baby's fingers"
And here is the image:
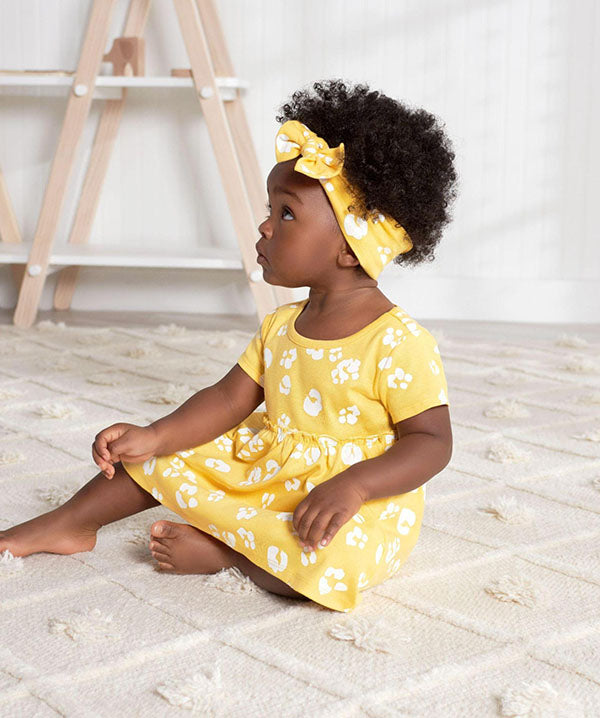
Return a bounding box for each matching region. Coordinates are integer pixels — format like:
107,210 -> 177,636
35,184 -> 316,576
316,516 -> 344,547
306,513 -> 344,550
298,511 -> 328,549
92,445 -> 114,479
93,434 -> 111,461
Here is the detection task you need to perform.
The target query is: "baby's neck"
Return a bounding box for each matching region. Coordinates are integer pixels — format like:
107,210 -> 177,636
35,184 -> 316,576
296,288 -> 395,338
305,286 -> 389,316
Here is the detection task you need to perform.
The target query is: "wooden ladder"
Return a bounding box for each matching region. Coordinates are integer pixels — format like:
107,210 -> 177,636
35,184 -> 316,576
1,0 -> 293,328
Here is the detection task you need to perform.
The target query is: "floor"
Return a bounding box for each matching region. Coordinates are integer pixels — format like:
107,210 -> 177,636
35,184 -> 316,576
1,307 -> 599,715
1,307 -> 598,342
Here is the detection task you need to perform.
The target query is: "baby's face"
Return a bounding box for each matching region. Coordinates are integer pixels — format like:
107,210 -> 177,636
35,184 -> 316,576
256,160 -> 354,288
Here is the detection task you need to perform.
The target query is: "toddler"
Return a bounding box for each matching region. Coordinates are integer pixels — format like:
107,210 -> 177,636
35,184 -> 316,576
0,79 -> 458,612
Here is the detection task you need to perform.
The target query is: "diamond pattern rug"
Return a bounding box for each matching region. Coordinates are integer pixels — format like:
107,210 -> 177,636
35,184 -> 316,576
0,319 -> 599,717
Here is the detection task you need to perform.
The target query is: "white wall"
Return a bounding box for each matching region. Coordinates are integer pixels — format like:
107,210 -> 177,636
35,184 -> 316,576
0,0 -> 598,323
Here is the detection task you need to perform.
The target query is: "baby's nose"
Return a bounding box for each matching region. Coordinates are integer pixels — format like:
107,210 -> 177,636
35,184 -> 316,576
258,217 -> 272,236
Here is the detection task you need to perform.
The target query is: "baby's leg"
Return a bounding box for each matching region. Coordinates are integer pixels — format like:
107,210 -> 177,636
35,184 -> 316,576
0,462 -> 159,558
148,520 -> 309,599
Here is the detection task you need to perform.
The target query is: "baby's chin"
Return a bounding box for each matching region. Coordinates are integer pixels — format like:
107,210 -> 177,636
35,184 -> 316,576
258,267 -> 304,289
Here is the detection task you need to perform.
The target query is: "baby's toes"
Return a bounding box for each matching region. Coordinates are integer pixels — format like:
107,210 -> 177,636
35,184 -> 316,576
150,544 -> 169,559
149,539 -> 167,552
151,520 -> 178,539
148,538 -> 169,557
152,550 -> 173,569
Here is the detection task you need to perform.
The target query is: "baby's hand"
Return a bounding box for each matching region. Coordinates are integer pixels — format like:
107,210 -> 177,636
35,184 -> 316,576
92,422 -> 160,479
292,474 -> 367,551
91,438 -> 115,479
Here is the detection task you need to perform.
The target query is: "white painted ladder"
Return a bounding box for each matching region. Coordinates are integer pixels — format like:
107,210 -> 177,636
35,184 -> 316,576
0,0 -> 293,327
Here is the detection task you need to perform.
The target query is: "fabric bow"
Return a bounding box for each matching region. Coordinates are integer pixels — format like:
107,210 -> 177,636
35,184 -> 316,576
273,120 -> 412,279
275,124 -> 345,180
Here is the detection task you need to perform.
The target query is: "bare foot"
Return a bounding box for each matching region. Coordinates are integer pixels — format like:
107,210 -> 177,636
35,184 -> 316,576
149,520 -> 309,600
0,508 -> 97,558
149,520 -> 236,574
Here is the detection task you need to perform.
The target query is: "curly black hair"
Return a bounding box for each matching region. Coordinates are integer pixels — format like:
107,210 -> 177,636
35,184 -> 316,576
275,79 -> 459,269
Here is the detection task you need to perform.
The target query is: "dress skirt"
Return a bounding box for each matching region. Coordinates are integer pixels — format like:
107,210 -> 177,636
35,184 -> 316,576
122,410 -> 424,613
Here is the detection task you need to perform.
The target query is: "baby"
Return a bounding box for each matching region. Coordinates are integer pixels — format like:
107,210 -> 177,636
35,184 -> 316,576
0,79 -> 458,612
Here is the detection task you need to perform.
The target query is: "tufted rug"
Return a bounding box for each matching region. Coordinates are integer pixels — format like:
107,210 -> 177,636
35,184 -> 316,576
0,318 -> 599,717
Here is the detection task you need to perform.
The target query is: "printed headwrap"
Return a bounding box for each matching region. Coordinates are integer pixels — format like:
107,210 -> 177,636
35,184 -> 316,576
274,120 -> 412,280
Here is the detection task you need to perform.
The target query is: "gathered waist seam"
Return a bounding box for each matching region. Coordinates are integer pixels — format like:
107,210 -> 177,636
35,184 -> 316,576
261,415 -> 395,443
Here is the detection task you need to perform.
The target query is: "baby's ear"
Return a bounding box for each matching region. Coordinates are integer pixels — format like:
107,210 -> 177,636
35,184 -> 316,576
338,244 -> 361,269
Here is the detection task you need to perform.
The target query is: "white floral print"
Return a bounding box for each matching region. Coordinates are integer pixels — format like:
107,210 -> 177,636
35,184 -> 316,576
121,299 -> 448,613
303,388 -> 322,416
387,367 -> 413,390
338,405 -> 360,425
382,327 -> 405,349
331,358 -> 360,384
280,348 -> 297,369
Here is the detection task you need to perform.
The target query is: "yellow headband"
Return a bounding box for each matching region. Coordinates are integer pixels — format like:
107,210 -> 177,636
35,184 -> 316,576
274,120 -> 412,280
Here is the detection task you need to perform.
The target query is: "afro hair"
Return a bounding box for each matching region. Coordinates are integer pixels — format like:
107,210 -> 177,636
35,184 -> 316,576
275,79 -> 459,269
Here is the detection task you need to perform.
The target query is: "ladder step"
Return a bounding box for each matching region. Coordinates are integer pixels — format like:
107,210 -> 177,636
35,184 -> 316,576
0,74 -> 248,101
0,242 -> 244,269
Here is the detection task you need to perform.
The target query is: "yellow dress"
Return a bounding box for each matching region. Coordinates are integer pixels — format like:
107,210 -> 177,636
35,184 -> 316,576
122,299 -> 449,612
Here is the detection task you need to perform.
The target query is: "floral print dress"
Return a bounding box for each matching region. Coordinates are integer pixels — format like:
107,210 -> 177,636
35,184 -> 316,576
122,299 -> 449,612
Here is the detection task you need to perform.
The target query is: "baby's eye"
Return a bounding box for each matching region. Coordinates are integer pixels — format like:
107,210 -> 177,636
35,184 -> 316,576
264,203 -> 293,220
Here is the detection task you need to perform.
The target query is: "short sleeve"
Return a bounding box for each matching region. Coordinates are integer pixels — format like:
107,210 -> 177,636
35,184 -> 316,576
236,328 -> 264,386
376,327 -> 449,424
236,309 -> 276,387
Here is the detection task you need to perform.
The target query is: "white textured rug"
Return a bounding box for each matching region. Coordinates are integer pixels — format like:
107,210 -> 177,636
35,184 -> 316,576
0,318 -> 599,717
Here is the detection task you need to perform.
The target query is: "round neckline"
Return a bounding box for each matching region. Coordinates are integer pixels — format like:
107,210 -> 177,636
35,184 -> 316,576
287,298 -> 400,347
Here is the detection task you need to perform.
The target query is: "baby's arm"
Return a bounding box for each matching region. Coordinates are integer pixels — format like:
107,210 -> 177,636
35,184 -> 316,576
347,404 -> 452,502
149,364 -> 264,456
293,404 -> 452,550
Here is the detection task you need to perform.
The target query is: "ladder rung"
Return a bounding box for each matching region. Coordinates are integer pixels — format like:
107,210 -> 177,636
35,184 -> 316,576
0,242 -> 244,269
0,74 -> 248,90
